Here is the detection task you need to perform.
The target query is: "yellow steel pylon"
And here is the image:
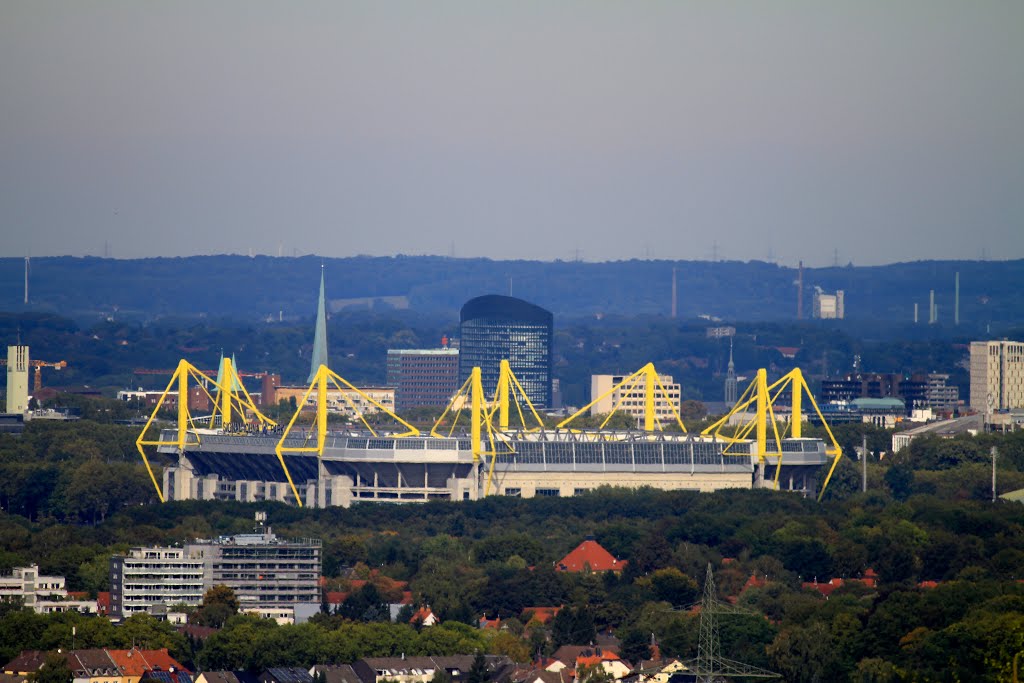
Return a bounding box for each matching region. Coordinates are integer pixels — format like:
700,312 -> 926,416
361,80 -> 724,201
135,358 -> 276,503
275,364 -> 420,507
702,367 -> 842,500
557,362 -> 687,433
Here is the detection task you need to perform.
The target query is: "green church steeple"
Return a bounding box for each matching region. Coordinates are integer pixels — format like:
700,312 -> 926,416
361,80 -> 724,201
308,266 -> 329,382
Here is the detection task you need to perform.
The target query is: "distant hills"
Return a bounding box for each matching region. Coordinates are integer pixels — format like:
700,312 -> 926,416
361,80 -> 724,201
0,255 -> 1021,328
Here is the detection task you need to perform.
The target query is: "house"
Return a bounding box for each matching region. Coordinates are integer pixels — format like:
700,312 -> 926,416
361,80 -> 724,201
410,606 -> 438,627
630,659 -> 689,683
513,671 -> 567,683
309,665 -> 361,683
259,669 -> 313,683
479,615 -> 501,630
574,649 -> 630,681
351,656 -> 514,683
555,539 -> 626,574
194,672 -> 259,683
3,649 -> 189,683
521,607 -> 561,626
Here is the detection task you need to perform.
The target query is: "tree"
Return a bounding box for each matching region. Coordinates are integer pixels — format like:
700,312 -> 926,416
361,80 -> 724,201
618,628 -> 652,665
467,651 -> 489,683
195,585 -> 240,628
29,653 -> 71,683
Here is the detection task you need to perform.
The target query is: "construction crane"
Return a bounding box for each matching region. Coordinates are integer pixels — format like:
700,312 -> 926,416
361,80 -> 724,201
0,358 -> 67,391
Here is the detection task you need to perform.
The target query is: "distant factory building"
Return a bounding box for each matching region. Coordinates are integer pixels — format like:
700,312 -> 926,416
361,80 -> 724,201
812,288 -> 845,319
970,340 -> 1024,412
386,345 -> 459,412
590,373 -> 681,423
458,295 -> 553,409
706,326 -> 736,339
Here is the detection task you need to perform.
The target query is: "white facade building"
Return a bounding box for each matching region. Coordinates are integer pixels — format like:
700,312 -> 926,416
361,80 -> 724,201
110,521 -> 320,619
590,374 -> 681,424
970,341 -> 1024,413
812,289 -> 845,320
0,564 -> 97,614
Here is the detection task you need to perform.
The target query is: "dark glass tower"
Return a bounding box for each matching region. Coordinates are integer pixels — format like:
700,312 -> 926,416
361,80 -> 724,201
459,295 -> 553,409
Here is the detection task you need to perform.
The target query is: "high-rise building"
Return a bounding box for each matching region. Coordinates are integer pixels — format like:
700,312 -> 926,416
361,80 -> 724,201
5,345 -> 29,414
109,546 -> 205,618
386,348 -> 460,412
970,341 -> 1024,412
458,295 -> 553,409
812,289 -> 845,319
590,373 -> 681,423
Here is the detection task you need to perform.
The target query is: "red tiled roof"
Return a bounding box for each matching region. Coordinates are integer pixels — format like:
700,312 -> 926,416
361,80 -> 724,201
411,607 -> 436,623
522,607 -> 561,624
97,592 -> 111,615
556,540 -> 626,573
918,580 -> 940,589
742,574 -> 767,592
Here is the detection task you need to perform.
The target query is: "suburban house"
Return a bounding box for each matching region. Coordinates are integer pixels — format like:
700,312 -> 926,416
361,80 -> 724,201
555,539 -> 627,574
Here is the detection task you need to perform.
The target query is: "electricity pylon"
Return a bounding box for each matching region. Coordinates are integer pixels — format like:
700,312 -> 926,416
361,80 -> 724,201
689,563 -> 780,682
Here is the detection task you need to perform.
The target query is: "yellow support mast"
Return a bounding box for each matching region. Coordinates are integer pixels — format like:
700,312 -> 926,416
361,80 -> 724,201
136,359 -> 275,503
276,364 -> 420,507
557,362 -> 687,433
702,367 -> 843,500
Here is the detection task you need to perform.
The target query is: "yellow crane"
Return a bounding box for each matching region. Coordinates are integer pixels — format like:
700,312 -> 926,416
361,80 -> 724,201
0,358 -> 67,392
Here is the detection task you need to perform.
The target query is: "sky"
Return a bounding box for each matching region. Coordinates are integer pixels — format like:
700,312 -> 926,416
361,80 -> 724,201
1,2 -> 1022,267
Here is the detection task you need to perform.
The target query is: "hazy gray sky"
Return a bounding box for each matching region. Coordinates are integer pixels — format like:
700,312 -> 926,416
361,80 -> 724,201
1,2 -> 1022,266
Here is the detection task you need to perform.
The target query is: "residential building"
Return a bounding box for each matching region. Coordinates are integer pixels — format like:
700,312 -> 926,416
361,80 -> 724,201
272,385 -> 395,419
589,374 -> 680,423
0,565 -> 97,615
459,295 -> 553,409
555,538 -> 626,573
812,289 -> 845,319
3,649 -> 188,683
351,656 -> 513,683
385,347 -> 459,411
109,547 -> 206,618
970,340 -> 1024,412
110,516 -> 320,619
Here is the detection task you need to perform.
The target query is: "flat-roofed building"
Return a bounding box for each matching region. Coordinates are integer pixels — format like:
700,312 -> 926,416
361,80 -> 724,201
110,547 -> 205,618
970,340 -> 1024,412
590,374 -> 681,423
386,348 -> 459,412
110,518 -> 320,619
273,385 -> 395,418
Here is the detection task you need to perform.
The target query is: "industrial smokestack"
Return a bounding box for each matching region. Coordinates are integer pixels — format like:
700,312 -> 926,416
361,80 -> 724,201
955,271 -> 960,325
929,290 -> 936,324
671,267 -> 677,318
914,303 -> 918,324
797,261 -> 804,320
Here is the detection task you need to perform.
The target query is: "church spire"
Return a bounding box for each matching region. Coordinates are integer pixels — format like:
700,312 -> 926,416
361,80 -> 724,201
308,266 -> 329,382
724,336 -> 738,405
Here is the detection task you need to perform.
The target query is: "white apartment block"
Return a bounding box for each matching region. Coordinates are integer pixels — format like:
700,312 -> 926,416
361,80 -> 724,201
970,341 -> 1024,412
109,547 -> 206,618
110,526 -> 320,619
0,564 -> 97,614
812,289 -> 845,319
590,374 -> 681,423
